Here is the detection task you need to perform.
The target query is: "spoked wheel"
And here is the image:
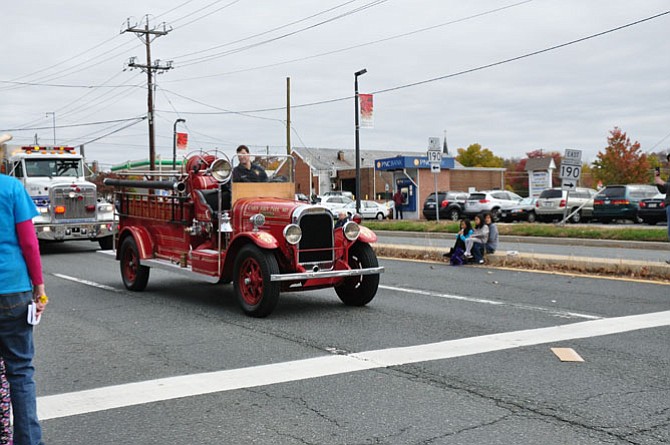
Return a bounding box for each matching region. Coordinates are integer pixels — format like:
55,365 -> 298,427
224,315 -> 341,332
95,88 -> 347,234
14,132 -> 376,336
569,210 -> 582,224
526,211 -> 536,223
335,243 -> 380,306
120,237 -> 149,291
233,245 -> 280,318
447,208 -> 460,221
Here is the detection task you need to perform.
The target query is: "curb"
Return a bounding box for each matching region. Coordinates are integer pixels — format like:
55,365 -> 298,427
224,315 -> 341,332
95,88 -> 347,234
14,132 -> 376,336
373,243 -> 670,282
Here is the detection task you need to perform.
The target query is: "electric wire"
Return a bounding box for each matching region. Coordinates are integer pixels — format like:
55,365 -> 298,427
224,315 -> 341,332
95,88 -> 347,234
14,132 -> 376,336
165,0 -> 534,83
176,0 -> 390,67
1,116 -> 149,133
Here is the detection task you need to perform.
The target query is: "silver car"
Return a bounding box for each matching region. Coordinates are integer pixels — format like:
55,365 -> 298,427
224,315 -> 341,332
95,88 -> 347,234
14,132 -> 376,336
535,187 -> 598,223
463,190 -> 523,221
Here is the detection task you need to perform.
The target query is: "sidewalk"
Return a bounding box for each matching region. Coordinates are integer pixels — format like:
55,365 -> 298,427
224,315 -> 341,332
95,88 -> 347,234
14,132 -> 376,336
373,236 -> 670,281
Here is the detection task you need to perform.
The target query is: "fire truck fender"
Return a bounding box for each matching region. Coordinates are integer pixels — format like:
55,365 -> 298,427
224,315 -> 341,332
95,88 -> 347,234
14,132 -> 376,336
220,233 -> 279,282
356,225 -> 378,244
116,227 -> 154,260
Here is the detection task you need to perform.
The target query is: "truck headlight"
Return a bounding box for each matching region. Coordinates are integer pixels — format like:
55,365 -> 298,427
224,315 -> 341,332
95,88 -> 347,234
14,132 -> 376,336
342,221 -> 360,241
250,213 -> 265,231
283,224 -> 302,245
39,207 -> 49,214
98,203 -> 114,213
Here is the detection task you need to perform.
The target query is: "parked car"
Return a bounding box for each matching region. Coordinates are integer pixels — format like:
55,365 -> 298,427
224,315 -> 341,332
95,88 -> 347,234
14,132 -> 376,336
463,190 -> 523,221
500,197 -> 538,222
295,193 -> 310,202
343,200 -> 390,220
319,195 -> 354,214
422,191 -> 468,221
637,193 -> 667,225
593,184 -> 659,223
321,190 -> 354,200
535,187 -> 598,223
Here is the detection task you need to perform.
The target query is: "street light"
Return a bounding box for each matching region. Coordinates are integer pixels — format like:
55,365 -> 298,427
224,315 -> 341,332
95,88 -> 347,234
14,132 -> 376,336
172,118 -> 186,170
46,112 -> 56,145
354,68 -> 367,214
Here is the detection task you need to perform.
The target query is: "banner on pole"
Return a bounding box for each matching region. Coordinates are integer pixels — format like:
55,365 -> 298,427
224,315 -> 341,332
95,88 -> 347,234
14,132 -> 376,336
176,132 -> 188,150
359,94 -> 374,128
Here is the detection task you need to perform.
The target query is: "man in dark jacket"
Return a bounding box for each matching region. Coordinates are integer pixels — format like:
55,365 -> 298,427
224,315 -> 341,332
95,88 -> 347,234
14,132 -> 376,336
232,145 -> 268,182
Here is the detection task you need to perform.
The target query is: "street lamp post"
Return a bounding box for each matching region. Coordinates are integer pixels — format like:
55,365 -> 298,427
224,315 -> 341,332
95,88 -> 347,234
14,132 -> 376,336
354,68 -> 367,214
46,112 -> 56,145
172,118 -> 186,170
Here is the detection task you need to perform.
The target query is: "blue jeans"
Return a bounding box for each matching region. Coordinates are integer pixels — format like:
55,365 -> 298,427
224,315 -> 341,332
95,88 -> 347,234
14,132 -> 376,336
0,291 -> 43,445
472,243 -> 495,262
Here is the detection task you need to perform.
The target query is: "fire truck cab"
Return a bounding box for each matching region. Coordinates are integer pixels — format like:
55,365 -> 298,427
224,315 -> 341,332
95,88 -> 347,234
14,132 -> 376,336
0,137 -> 116,249
105,150 -> 383,317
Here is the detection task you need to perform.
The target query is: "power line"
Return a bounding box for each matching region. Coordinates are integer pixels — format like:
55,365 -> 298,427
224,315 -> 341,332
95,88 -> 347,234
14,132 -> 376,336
169,9 -> 668,114
1,116 -> 148,132
166,0 -> 534,83
176,0 -> 390,67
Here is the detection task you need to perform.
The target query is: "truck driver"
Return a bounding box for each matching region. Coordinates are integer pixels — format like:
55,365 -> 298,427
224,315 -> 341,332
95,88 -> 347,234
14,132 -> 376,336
232,145 -> 268,182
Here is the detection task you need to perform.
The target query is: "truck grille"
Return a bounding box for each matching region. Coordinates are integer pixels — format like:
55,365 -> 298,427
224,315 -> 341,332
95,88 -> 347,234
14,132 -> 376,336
51,184 -> 97,221
298,212 -> 334,266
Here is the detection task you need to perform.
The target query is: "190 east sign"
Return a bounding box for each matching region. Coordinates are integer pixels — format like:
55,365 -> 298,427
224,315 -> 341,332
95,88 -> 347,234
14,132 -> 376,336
559,164 -> 581,180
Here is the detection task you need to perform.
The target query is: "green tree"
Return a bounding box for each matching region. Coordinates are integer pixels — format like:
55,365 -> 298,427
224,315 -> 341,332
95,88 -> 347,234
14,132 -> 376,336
456,143 -> 504,167
592,127 -> 651,185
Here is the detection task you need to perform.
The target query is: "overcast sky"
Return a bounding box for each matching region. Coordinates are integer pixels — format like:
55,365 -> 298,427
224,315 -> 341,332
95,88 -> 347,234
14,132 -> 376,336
2,0 -> 669,168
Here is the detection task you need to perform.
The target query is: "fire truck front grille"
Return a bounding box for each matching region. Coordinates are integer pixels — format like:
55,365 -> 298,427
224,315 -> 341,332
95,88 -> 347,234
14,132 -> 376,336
298,213 -> 334,265
51,185 -> 97,221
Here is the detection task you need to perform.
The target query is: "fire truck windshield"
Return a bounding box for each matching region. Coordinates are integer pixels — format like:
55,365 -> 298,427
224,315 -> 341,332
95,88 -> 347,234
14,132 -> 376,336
25,159 -> 83,178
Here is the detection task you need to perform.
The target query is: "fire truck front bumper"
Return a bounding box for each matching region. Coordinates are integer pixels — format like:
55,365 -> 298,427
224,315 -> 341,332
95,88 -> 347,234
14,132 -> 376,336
34,221 -> 117,241
270,266 -> 384,282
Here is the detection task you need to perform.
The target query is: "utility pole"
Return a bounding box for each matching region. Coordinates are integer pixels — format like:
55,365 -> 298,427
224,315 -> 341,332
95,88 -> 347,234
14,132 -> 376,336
286,77 -> 291,155
123,15 -> 172,171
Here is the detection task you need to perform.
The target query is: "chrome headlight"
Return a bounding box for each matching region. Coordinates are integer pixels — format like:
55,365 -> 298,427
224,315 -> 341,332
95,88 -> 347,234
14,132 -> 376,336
342,221 -> 360,241
210,158 -> 232,183
39,207 -> 49,214
250,213 -> 266,231
283,224 -> 302,245
98,203 -> 114,213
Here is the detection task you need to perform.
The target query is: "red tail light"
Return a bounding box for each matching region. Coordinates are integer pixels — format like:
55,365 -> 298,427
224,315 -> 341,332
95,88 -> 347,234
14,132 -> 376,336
479,199 -> 489,204
594,200 -> 604,205
535,202 -> 540,208
85,205 -> 96,212
559,199 -> 566,207
661,202 -> 667,208
639,201 -> 647,208
440,200 -> 450,208
611,199 -> 629,205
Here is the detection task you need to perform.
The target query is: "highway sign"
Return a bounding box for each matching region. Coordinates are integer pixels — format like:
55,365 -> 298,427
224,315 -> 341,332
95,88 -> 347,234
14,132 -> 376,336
559,163 -> 581,181
562,149 -> 582,166
427,149 -> 442,164
428,137 -> 441,151
562,179 -> 577,191
430,163 -> 441,173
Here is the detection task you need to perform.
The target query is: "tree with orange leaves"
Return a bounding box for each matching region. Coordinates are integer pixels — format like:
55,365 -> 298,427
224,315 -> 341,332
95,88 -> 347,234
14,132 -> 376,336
592,127 -> 651,185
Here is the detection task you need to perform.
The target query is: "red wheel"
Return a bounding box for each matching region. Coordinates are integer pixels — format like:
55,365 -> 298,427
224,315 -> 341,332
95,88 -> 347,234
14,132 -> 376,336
233,245 -> 280,317
120,237 -> 149,291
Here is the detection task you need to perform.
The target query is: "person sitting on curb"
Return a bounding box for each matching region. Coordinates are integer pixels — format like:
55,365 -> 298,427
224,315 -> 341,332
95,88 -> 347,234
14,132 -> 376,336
654,153 -> 670,264
443,218 -> 473,259
463,214 -> 489,262
472,212 -> 498,264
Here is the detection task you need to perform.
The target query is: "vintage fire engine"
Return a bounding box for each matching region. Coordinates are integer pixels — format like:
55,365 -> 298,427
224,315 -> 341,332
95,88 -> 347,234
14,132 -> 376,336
0,134 -> 116,249
104,151 -> 383,317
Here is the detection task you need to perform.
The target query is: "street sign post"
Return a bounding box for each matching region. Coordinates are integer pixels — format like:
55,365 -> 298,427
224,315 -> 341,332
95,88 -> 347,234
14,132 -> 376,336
428,138 -> 442,222
560,149 -> 582,223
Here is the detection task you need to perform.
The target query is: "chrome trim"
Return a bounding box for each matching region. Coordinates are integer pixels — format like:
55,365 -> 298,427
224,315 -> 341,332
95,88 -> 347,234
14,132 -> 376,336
270,266 -> 384,282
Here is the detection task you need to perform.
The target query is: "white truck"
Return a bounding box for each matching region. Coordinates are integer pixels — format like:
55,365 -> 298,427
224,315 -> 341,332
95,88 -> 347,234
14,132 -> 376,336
0,133 -> 116,249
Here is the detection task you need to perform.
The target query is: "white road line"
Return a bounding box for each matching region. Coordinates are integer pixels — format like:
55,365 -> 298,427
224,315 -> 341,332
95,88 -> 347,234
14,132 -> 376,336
380,284 -> 602,320
52,273 -> 121,293
37,310 -> 670,421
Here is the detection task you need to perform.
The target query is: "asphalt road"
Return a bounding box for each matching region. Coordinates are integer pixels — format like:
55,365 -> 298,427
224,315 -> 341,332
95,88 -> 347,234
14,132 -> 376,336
376,231 -> 670,263
35,242 -> 669,444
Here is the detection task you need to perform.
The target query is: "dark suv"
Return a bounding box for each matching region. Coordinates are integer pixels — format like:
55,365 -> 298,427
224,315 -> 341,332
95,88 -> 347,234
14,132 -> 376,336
593,184 -> 659,223
422,191 -> 468,221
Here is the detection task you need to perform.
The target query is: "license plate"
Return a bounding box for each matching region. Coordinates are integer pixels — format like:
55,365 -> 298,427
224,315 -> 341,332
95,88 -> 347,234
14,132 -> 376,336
648,203 -> 657,208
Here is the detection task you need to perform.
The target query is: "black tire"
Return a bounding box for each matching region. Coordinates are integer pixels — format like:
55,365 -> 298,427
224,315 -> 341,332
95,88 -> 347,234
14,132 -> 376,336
526,211 -> 536,223
335,243 -> 380,306
119,237 -> 149,291
233,245 -> 280,318
375,212 -> 384,220
569,209 -> 582,224
447,208 -> 460,221
491,208 -> 501,222
98,235 -> 114,250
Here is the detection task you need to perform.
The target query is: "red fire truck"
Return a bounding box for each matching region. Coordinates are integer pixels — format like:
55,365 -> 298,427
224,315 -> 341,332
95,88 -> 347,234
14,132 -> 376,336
104,151 -> 383,317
